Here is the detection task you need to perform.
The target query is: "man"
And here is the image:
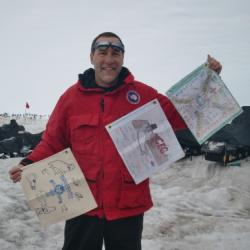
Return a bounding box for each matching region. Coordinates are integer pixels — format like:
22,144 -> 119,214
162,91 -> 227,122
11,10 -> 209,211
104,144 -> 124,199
9,32 -> 222,250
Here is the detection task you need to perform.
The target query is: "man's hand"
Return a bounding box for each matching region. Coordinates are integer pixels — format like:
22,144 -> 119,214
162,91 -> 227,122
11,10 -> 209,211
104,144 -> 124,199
9,164 -> 24,183
207,54 -> 222,74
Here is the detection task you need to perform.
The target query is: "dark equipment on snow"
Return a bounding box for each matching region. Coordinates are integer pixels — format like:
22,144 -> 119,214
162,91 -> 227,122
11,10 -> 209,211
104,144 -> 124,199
0,119 -> 43,159
201,106 -> 250,165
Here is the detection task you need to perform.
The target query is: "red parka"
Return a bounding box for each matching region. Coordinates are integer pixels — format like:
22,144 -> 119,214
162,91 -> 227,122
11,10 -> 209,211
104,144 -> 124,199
26,68 -> 186,220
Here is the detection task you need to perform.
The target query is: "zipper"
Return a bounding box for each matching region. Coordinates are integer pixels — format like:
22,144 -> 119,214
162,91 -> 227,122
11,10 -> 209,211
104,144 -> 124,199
99,96 -> 105,215
100,98 -> 104,112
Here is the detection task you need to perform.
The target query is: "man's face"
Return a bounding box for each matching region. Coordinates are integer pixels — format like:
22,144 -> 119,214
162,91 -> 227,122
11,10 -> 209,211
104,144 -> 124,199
90,36 -> 124,88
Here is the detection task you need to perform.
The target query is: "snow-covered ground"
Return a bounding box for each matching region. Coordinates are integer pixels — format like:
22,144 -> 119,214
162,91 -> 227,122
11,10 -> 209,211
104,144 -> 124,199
1,119 -> 250,250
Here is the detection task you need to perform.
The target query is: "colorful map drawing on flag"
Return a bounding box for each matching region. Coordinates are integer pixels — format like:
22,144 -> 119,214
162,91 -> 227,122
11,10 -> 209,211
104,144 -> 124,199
166,64 -> 242,144
106,99 -> 184,184
20,148 -> 97,227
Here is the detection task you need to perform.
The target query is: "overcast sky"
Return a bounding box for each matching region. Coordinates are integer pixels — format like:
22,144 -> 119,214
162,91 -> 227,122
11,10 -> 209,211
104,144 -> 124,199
1,0 -> 250,114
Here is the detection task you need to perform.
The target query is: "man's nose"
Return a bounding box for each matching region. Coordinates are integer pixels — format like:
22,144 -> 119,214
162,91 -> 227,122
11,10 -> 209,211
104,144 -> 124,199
104,50 -> 115,63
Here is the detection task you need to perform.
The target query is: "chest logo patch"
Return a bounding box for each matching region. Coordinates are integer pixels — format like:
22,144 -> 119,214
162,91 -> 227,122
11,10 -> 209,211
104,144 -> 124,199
126,90 -> 140,104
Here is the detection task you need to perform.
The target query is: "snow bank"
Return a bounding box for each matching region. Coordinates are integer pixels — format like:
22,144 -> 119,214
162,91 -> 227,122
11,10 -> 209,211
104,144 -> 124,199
1,119 -> 250,249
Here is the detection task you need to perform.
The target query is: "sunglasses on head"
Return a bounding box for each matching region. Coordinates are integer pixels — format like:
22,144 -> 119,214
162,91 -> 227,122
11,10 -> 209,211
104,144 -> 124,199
92,41 -> 125,53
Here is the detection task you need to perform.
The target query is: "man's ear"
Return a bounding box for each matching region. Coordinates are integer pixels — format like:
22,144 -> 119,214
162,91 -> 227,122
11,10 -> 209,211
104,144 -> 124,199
90,53 -> 94,65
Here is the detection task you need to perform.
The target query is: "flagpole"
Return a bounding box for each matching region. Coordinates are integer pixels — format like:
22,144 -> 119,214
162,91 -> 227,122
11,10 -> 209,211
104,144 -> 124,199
25,102 -> 29,119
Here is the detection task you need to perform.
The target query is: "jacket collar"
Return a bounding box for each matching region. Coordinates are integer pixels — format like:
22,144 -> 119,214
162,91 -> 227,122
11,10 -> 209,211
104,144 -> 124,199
78,67 -> 133,92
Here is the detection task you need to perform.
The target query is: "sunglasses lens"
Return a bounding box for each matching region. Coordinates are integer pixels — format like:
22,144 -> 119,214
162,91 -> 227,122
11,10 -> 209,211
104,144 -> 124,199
93,41 -> 124,52
111,45 -> 123,52
96,44 -> 109,51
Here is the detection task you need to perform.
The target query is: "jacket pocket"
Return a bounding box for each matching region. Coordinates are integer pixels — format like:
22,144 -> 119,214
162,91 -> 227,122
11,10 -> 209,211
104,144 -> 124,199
118,169 -> 151,209
83,167 -> 100,207
69,114 -> 99,155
